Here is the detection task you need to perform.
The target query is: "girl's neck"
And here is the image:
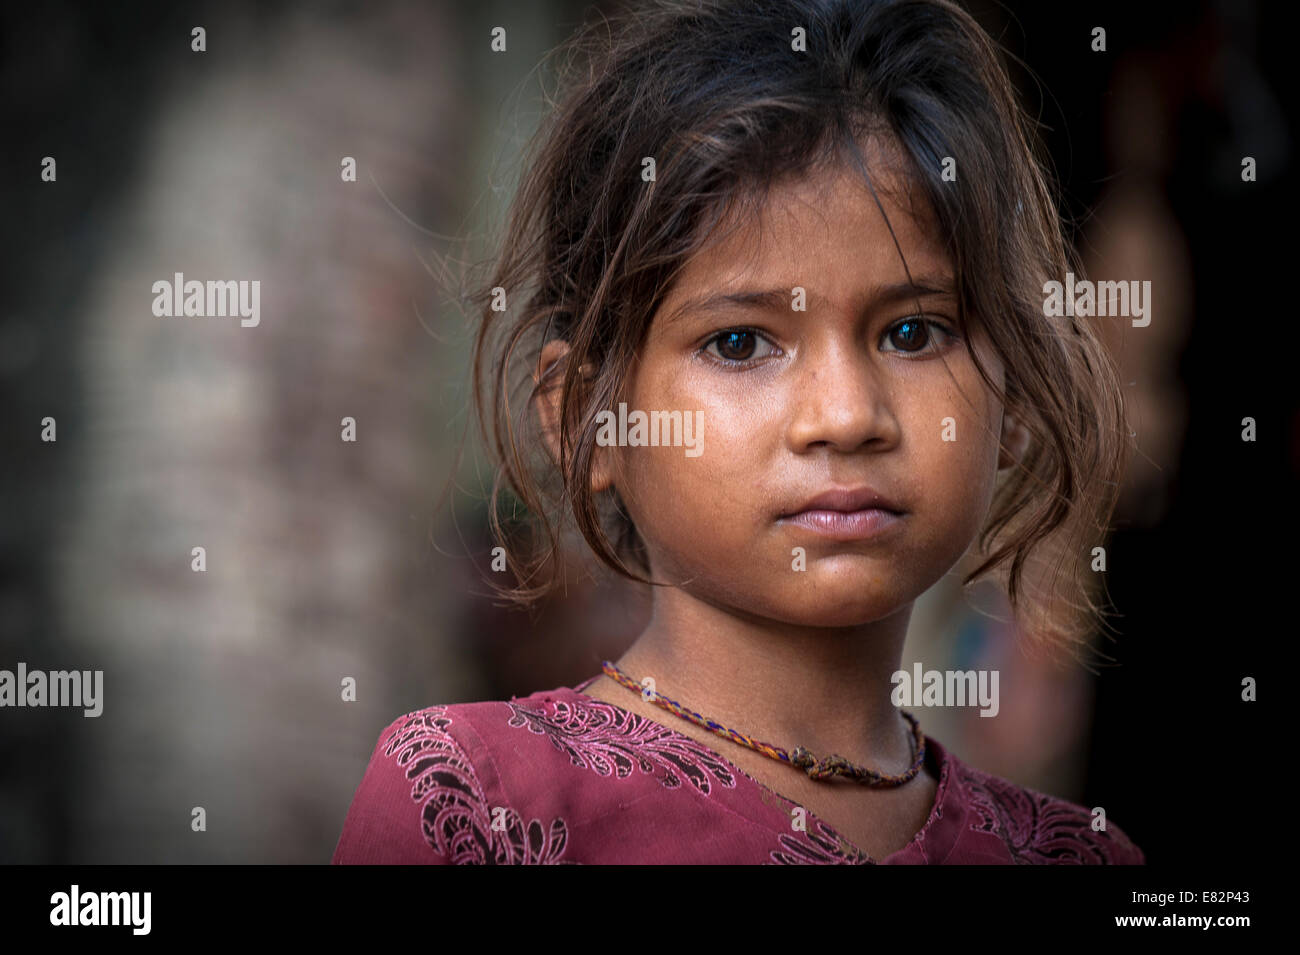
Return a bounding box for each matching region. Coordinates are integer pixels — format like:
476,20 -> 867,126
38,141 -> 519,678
615,596 -> 917,773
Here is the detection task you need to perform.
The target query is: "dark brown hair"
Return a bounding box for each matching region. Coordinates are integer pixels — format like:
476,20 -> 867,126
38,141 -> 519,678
465,0 -> 1132,665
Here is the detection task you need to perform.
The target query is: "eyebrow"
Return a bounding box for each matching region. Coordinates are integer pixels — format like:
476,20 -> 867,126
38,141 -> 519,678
663,275 -> 957,324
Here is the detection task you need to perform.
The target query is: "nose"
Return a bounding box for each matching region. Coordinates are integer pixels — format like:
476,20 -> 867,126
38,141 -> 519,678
784,337 -> 900,453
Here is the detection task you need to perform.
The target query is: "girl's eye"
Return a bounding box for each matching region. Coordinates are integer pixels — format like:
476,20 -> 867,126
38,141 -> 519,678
701,318 -> 957,365
880,317 -> 956,355
702,328 -> 778,365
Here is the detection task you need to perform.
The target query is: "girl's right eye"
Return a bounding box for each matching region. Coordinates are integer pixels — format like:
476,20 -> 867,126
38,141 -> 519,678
701,328 -> 779,365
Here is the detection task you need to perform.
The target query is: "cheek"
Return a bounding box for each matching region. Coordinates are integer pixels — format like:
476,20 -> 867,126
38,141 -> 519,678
915,373 -> 1002,535
615,369 -> 778,561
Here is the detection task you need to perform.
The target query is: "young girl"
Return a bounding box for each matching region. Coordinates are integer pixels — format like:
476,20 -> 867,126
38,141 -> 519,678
332,0 -> 1144,864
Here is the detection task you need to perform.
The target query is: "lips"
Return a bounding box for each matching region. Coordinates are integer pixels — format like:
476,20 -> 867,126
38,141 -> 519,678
782,486 -> 903,518
776,486 -> 906,542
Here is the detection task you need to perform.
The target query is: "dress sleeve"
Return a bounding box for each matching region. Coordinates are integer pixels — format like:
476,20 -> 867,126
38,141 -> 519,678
1103,818 -> 1146,865
331,711 -> 461,865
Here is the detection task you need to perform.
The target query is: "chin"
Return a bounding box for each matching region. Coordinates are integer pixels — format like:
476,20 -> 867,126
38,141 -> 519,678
769,592 -> 903,628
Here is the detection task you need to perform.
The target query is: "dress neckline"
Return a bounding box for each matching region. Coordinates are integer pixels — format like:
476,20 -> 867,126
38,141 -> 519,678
562,674 -> 954,863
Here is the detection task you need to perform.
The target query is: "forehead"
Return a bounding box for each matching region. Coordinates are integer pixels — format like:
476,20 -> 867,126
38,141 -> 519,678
670,141 -> 949,303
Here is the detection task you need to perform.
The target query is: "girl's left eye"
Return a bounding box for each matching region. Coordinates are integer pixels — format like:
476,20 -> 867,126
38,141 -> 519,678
701,328 -> 778,365
879,317 -> 957,355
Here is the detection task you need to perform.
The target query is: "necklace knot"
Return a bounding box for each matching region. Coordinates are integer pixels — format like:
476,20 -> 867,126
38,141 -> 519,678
791,746 -> 854,780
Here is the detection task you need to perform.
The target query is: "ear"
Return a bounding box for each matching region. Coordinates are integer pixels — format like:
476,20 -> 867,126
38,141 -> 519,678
534,340 -> 616,494
997,408 -> 1031,470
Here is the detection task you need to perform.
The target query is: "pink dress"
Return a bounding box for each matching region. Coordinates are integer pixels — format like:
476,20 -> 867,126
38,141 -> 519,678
331,676 -> 1145,864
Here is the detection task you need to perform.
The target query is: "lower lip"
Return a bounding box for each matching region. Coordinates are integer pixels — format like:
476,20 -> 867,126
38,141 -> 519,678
780,508 -> 903,540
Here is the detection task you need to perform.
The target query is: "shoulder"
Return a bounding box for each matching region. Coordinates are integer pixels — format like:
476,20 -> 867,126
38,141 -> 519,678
331,688 -> 588,865
939,743 -> 1145,865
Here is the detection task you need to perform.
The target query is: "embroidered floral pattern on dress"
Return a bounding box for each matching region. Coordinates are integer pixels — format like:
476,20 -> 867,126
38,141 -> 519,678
766,737 -> 952,865
505,697 -> 739,795
508,694 -> 904,866
384,707 -> 569,864
957,762 -> 1137,864
768,821 -> 871,865
333,690 -> 1144,864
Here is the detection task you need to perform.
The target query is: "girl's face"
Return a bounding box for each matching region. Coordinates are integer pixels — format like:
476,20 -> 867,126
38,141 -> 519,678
607,154 -> 1012,628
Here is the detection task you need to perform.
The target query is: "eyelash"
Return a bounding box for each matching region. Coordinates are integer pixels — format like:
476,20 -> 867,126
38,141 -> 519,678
698,318 -> 959,368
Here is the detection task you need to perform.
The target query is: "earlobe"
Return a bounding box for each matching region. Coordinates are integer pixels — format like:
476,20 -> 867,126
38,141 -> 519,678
534,340 -> 571,466
535,340 -> 617,494
590,447 -> 616,494
998,410 -> 1030,470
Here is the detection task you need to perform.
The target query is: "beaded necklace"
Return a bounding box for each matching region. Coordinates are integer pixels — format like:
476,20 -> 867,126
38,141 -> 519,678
601,660 -> 926,786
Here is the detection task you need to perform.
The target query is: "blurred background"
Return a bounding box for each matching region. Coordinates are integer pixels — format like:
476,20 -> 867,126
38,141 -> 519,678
0,0 -> 1289,864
